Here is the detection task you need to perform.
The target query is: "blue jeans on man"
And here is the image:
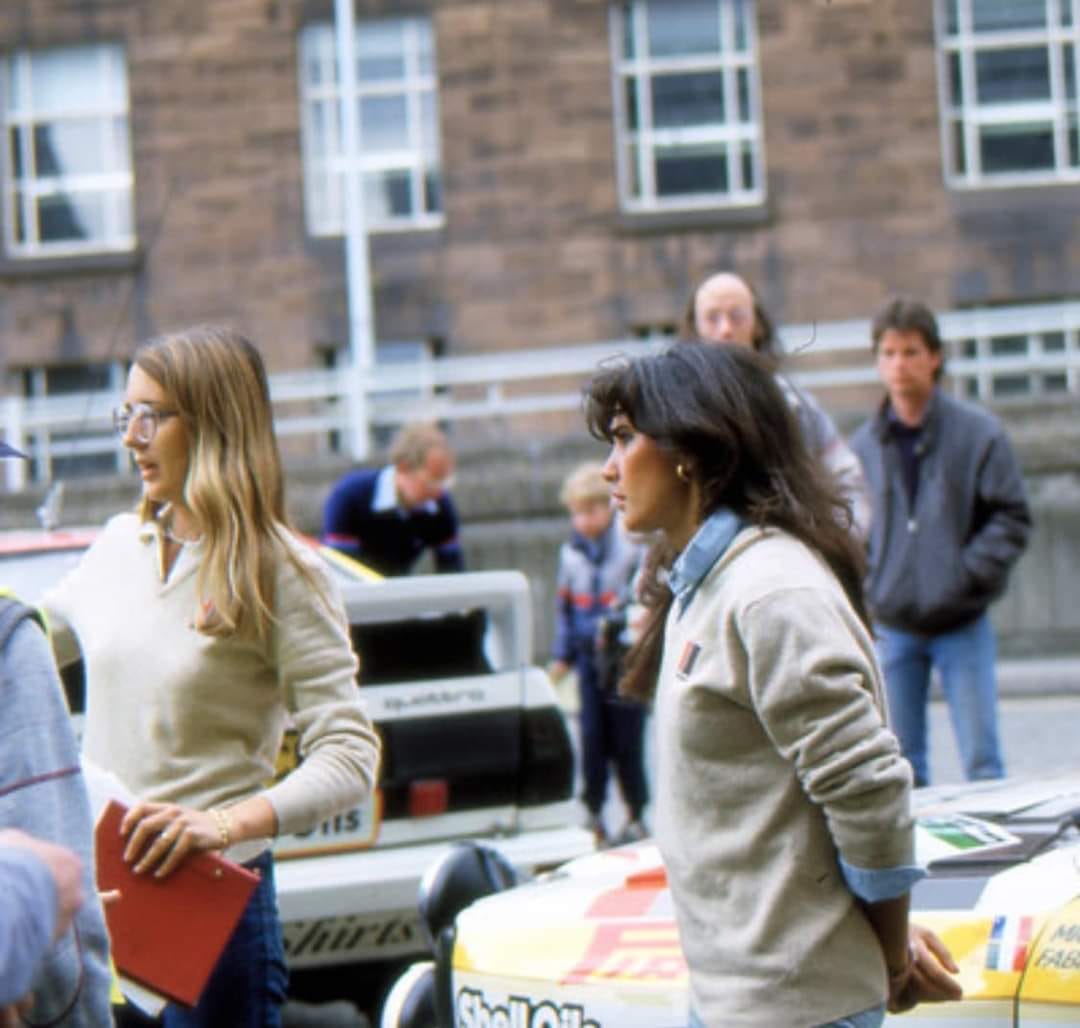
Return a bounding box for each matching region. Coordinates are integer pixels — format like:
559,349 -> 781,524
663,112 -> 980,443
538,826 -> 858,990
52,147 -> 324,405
875,611 -> 1004,787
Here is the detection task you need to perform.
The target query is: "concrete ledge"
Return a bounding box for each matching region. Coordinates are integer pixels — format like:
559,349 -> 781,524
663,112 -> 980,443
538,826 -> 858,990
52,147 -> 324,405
997,657 -> 1080,697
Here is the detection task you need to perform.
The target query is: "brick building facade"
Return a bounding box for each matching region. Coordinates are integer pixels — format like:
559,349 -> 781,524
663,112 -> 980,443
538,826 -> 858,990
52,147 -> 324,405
2,0 -> 1079,405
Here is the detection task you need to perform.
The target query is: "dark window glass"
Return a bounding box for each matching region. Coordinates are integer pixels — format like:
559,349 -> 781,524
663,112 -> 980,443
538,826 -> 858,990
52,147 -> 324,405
990,334 -> 1029,356
946,0 -> 960,35
1042,331 -> 1066,351
949,52 -> 964,106
991,373 -> 1032,396
37,193 -> 87,242
979,123 -> 1055,171
952,119 -> 967,175
972,0 -> 1046,32
1043,372 -> 1068,391
655,143 -> 728,195
621,3 -> 636,60
741,143 -> 754,189
625,77 -> 640,132
1066,43 -> 1076,100
652,71 -> 725,128
975,47 -> 1050,104
961,338 -> 978,358
424,169 -> 440,213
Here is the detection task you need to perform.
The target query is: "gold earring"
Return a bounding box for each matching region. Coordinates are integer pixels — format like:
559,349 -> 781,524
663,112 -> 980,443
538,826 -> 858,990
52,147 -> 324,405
676,463 -> 691,483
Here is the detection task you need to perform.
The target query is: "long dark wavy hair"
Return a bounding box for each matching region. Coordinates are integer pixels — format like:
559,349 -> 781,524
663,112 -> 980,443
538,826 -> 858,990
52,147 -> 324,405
584,342 -> 867,701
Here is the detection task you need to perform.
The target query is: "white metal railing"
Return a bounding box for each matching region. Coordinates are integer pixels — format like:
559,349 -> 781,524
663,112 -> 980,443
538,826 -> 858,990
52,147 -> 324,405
5,300 -> 1080,491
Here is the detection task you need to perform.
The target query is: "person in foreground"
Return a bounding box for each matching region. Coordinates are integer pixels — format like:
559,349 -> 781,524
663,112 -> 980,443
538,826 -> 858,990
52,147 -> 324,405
584,342 -> 961,1027
40,326 -> 382,1027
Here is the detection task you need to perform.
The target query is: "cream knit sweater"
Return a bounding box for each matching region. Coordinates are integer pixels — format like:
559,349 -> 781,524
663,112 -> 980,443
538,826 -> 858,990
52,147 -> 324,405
42,513 -> 380,842
655,526 -> 914,1027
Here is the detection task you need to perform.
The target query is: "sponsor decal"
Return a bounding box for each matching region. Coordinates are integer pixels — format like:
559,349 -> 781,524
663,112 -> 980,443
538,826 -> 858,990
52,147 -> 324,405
456,988 -> 599,1028
676,641 -> 701,679
986,914 -> 1034,972
562,921 -> 686,986
378,686 -> 489,715
1032,918 -> 1080,972
274,792 -> 382,858
283,912 -> 421,964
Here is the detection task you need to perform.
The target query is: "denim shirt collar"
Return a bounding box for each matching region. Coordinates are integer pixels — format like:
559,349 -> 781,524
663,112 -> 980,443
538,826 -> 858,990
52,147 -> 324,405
669,508 -> 743,616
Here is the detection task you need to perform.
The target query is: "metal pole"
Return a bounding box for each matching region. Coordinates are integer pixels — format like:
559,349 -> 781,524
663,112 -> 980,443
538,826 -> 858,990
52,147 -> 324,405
333,0 -> 374,459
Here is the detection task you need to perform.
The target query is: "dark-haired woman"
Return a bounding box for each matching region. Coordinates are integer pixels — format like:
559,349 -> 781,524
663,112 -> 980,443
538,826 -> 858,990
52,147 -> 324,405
585,342 -> 958,1028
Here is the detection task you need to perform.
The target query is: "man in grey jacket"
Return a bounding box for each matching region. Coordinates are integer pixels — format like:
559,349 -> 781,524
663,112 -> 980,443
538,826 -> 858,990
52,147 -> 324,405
0,439 -> 114,1025
851,300 -> 1031,787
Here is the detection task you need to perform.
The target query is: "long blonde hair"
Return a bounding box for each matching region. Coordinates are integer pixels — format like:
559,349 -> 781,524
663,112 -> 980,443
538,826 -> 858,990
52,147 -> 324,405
133,325 -> 322,642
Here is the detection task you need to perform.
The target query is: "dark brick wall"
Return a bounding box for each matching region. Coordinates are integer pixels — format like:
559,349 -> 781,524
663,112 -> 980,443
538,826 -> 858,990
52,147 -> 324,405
2,0 -> 1080,377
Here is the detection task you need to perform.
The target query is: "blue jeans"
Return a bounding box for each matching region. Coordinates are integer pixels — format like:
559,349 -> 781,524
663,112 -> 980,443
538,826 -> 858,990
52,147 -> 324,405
689,1004 -> 884,1028
875,612 -> 1004,787
162,850 -> 288,1028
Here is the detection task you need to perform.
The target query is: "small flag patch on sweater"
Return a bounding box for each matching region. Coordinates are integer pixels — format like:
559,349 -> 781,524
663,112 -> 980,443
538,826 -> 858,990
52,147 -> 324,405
676,640 -> 701,678
986,914 -> 1034,972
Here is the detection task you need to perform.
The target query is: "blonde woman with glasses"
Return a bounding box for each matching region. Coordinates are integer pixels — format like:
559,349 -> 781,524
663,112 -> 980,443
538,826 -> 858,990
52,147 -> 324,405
41,326 -> 381,1027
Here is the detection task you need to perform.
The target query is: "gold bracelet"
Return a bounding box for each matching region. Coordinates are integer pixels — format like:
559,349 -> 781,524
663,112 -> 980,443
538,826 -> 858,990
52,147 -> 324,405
211,808 -> 232,851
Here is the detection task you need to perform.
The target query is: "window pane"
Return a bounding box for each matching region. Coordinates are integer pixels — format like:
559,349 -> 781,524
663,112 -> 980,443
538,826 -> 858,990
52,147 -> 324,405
979,122 -> 1055,171
1043,372 -> 1068,391
34,121 -> 106,177
990,335 -> 1028,356
949,52 -> 963,107
951,118 -> 967,174
991,373 -> 1032,396
1041,331 -> 1066,351
1070,114 -> 1080,164
416,20 -> 435,75
1062,0 -> 1074,27
971,0 -> 1047,32
975,48 -> 1050,104
37,191 -> 104,242
8,126 -> 24,177
365,168 -> 412,219
626,142 -> 643,198
741,142 -> 754,189
652,71 -> 725,128
356,21 -> 406,81
647,0 -> 721,58
30,46 -> 112,111
423,168 -> 441,213
420,92 -> 439,159
1066,43 -> 1076,101
621,3 -> 636,60
945,0 -> 960,35
733,0 -> 749,51
624,76 -> 640,131
737,67 -> 751,122
655,141 -> 728,195
359,95 -> 409,151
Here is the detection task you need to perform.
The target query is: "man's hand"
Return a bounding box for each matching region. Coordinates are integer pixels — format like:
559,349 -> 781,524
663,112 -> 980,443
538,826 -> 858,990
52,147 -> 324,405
0,829 -> 84,940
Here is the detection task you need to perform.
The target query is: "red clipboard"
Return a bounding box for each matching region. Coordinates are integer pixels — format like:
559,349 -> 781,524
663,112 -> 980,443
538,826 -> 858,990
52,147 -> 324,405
95,798 -> 260,1008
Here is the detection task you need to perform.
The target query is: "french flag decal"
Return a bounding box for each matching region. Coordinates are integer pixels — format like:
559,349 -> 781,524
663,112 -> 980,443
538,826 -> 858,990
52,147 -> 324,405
676,640 -> 702,678
986,914 -> 1035,972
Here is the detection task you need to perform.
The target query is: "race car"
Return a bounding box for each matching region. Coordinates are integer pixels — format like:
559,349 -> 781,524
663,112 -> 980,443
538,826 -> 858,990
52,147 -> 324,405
382,774 -> 1080,1027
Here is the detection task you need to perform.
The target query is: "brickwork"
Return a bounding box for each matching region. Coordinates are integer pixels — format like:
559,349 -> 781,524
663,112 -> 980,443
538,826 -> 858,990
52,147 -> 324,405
2,0 -> 1080,390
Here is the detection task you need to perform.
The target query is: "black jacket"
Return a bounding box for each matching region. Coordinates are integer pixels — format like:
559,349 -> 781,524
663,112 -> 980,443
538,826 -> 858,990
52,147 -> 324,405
851,389 -> 1032,634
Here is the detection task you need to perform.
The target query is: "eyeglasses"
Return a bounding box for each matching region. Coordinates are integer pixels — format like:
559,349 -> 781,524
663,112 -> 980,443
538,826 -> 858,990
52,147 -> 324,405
112,403 -> 180,445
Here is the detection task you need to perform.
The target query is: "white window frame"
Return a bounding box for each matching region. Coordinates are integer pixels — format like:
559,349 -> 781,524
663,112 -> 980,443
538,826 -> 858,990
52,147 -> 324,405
935,0 -> 1080,188
298,17 -> 444,237
610,0 -> 765,213
0,43 -> 134,258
